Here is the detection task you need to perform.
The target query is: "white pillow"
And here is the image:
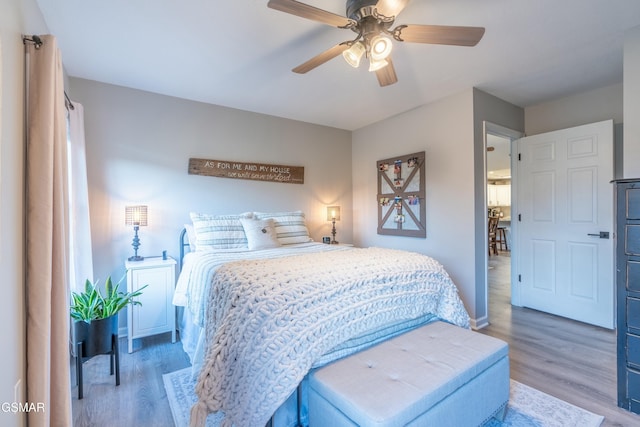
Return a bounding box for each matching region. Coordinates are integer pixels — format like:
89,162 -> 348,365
253,211 -> 312,245
189,212 -> 253,250
240,217 -> 281,250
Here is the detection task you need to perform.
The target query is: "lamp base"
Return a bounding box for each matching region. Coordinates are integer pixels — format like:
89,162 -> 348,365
128,255 -> 144,262
331,220 -> 338,245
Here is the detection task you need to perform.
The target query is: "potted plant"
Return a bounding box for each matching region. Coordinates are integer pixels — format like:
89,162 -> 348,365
71,276 -> 147,357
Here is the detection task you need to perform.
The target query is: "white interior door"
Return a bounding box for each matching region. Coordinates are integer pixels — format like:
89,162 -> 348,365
516,120 -> 614,329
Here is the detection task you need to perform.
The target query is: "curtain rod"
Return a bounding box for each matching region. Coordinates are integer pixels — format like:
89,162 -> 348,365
64,92 -> 75,110
22,34 -> 43,48
22,35 -> 75,110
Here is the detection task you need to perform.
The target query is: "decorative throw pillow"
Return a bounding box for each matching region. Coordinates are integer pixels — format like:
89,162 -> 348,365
253,211 -> 312,245
189,212 -> 253,250
240,217 -> 281,250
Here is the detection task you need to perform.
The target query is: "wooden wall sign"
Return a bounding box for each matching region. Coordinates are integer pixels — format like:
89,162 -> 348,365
377,151 -> 426,238
188,158 -> 304,184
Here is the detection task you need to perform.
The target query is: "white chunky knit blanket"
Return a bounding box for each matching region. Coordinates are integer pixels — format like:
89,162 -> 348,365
189,247 -> 470,427
174,243 -> 351,328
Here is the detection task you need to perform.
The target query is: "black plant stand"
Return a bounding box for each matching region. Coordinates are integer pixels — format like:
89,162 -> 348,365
76,332 -> 120,399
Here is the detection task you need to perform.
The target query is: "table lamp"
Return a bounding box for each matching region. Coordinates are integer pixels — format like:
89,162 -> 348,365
327,206 -> 341,244
125,205 -> 147,261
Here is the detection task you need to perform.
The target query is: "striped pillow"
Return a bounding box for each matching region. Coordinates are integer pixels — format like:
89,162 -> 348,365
253,211 -> 312,245
189,212 -> 253,250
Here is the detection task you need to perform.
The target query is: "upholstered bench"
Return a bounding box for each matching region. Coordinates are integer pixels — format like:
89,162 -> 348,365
308,321 -> 509,427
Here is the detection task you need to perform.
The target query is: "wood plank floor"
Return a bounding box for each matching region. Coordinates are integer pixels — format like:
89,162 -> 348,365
71,333 -> 191,427
480,251 -> 640,427
71,253 -> 640,426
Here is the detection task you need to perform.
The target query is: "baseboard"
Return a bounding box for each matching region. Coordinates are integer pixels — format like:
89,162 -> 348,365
471,315 -> 489,330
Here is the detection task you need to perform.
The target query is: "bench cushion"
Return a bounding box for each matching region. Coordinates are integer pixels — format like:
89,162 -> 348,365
308,321 -> 509,427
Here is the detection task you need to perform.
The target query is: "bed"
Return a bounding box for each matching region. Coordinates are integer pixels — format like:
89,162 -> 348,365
173,211 -> 470,427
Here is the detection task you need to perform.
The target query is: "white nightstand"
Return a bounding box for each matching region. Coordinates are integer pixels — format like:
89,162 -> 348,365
125,256 -> 177,353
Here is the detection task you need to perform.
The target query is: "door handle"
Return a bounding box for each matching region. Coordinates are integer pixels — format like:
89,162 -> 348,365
587,231 -> 610,239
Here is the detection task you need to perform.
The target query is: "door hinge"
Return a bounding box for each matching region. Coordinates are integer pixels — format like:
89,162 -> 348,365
518,274 -> 522,282
518,153 -> 521,161
518,214 -> 521,222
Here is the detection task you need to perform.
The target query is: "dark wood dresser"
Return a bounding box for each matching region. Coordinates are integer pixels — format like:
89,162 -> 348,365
616,178 -> 640,413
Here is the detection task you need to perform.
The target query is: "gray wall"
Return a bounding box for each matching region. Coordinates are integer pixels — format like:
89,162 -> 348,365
352,89 -> 480,322
472,89 -> 524,325
352,89 -> 524,328
525,83 -> 625,179
69,78 -> 353,330
524,83 -> 623,135
624,26 -> 640,178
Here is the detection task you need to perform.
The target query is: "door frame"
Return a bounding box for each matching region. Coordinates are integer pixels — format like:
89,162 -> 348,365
483,122 -> 523,322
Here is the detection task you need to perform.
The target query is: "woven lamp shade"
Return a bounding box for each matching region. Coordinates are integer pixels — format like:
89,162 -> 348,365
125,205 -> 148,226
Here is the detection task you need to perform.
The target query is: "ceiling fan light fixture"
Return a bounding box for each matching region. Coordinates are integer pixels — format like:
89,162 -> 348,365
368,57 -> 389,72
342,41 -> 366,68
369,34 -> 393,61
267,0 -> 485,87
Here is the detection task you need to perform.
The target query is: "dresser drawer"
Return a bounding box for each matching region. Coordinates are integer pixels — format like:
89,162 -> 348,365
627,188 -> 640,220
629,334 -> 640,369
629,297 -> 640,332
629,368 -> 640,411
629,261 -> 640,293
627,225 -> 640,256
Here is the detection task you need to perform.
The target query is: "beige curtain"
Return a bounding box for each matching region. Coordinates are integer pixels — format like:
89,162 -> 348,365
25,35 -> 72,427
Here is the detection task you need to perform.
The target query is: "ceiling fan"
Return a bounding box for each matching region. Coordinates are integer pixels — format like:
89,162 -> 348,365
267,0 -> 485,87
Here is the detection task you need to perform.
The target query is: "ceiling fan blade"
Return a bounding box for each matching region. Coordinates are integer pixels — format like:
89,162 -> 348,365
268,0 -> 355,28
375,0 -> 410,19
292,43 -> 350,74
376,58 -> 398,87
396,24 -> 485,46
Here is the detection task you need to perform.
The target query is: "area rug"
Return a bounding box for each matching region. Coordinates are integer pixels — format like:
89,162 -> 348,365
163,368 -> 604,427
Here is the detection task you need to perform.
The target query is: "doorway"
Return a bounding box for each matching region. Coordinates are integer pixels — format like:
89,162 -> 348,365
487,133 -> 512,303
483,122 -> 523,325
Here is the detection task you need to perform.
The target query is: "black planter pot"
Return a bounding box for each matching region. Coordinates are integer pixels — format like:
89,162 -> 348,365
74,314 -> 120,399
74,314 -> 118,358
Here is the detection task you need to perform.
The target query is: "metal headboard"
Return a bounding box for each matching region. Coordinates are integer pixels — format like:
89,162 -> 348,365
179,227 -> 190,271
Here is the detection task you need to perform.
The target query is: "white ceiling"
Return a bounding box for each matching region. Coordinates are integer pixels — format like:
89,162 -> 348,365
34,0 -> 640,131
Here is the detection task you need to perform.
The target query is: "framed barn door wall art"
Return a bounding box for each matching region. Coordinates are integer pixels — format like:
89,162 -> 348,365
377,151 -> 426,237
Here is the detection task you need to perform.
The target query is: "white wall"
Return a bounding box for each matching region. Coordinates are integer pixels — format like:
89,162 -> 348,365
525,83 -> 623,135
624,26 -> 640,178
352,90 -> 479,320
69,78 -> 353,329
0,1 -> 49,426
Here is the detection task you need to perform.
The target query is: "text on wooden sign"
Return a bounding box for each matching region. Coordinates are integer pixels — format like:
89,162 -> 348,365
188,158 -> 304,184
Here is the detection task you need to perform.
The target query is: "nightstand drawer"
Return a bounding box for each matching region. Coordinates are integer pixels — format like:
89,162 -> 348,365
130,267 -> 173,333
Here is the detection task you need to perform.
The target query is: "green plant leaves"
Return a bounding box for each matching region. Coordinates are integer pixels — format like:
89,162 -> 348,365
70,275 -> 148,323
